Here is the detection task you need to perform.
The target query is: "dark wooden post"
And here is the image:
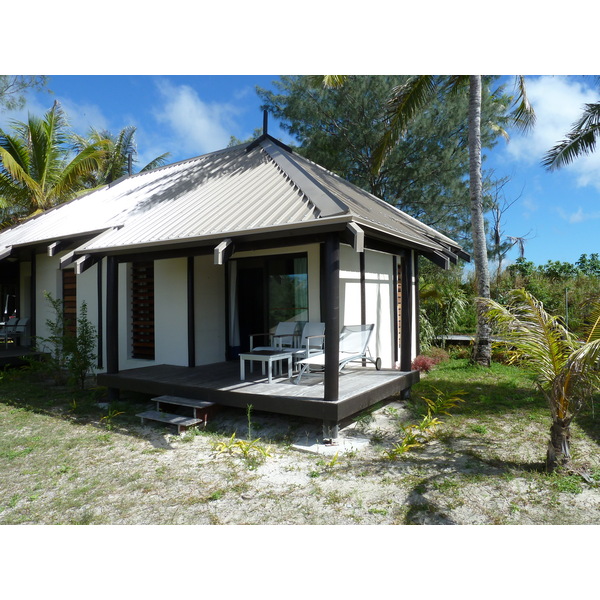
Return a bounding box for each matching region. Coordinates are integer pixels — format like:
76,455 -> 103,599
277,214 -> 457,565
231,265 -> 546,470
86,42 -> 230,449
187,256 -> 196,368
323,233 -> 340,439
360,251 -> 366,366
106,255 -> 119,402
393,255 -> 399,365
400,251 -> 414,372
29,252 -> 36,340
97,260 -> 103,369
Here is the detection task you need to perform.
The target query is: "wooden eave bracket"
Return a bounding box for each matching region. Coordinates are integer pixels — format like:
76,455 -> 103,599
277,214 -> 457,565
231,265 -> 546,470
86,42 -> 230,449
47,241 -> 66,257
423,250 -> 450,270
60,251 -> 76,269
0,246 -> 13,261
74,254 -> 97,275
346,222 -> 364,252
214,239 -> 234,265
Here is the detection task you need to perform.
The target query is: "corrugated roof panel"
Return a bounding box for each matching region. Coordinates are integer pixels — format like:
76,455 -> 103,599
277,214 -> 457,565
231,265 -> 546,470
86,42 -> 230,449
77,146 -> 319,252
0,135 -> 465,260
283,150 -> 458,251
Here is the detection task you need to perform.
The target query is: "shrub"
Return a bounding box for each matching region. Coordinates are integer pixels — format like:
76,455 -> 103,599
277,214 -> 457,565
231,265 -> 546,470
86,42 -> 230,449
426,347 -> 449,365
411,355 -> 437,373
33,292 -> 97,389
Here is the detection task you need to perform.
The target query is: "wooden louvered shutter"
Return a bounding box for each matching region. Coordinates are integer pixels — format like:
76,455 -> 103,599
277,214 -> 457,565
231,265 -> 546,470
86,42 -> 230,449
131,262 -> 155,359
63,270 -> 77,337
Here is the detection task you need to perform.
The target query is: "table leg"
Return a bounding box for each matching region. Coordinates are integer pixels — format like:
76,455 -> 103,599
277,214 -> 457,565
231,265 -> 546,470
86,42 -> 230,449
240,357 -> 246,381
267,358 -> 273,384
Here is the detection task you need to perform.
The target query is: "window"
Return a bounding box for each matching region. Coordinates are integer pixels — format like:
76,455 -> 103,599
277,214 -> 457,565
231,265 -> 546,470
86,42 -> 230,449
131,261 -> 155,359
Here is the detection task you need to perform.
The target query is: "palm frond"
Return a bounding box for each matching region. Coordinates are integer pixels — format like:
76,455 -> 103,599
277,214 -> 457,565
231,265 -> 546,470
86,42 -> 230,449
543,102 -> 600,170
372,75 -> 437,174
482,289 -> 574,388
510,75 -> 536,133
139,152 -> 171,173
305,75 -> 348,89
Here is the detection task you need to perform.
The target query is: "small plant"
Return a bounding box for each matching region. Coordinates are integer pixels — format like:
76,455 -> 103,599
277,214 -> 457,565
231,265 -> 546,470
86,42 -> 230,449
100,408 -> 124,430
325,452 -> 339,469
66,301 -> 97,389
384,429 -> 423,459
411,355 -> 437,373
212,432 -> 271,461
33,293 -> 97,389
421,386 -> 465,416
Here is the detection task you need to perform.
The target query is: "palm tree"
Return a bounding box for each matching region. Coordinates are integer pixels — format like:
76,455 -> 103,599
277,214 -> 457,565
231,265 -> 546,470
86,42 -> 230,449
73,126 -> 170,187
483,288 -> 600,472
373,75 -> 535,366
0,101 -> 104,219
543,97 -> 600,169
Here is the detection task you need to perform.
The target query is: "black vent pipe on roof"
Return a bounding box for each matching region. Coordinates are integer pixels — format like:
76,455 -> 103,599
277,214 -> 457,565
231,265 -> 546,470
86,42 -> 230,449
263,110 -> 268,136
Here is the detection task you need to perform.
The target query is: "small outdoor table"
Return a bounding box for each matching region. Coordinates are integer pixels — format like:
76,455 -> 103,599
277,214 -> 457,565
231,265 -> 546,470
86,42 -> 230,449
239,350 -> 293,384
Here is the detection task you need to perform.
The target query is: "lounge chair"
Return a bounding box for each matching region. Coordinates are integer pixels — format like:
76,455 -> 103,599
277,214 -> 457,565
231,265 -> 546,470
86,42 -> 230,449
295,324 -> 382,383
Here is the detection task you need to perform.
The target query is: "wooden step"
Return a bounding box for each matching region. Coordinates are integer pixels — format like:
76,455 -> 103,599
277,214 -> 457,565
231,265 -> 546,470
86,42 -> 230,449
137,410 -> 203,433
152,395 -> 217,423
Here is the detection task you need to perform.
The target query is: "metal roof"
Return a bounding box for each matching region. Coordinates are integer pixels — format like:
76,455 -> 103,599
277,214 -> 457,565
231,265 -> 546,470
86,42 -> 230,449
0,135 -> 466,263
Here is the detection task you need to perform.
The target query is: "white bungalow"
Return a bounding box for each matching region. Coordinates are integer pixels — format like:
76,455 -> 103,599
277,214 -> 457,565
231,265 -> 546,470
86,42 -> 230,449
0,131 -> 467,437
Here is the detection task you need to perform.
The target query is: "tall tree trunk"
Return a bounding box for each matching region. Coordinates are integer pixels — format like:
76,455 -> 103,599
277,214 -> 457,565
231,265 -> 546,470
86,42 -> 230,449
468,75 -> 492,367
546,418 -> 571,472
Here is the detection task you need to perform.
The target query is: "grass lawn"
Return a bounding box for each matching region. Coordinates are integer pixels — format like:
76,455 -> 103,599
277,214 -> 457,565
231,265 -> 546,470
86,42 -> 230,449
0,358 -> 599,525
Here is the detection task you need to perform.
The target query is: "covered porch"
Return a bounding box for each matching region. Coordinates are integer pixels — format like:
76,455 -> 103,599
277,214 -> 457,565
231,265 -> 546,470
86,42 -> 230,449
98,361 -> 419,428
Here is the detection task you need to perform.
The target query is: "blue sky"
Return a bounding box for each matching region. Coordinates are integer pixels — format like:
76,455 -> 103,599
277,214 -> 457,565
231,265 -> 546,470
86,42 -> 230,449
1,74 -> 599,268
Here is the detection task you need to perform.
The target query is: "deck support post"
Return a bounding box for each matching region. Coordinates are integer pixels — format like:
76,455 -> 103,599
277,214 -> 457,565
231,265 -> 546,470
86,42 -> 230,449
400,251 -> 415,372
106,255 -> 120,402
322,420 -> 339,442
323,232 -> 340,403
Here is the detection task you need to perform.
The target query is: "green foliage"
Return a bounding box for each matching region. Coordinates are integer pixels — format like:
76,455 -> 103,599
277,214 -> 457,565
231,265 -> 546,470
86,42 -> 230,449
66,301 -> 98,389
100,408 -> 124,431
384,386 -> 464,459
258,75 -> 511,249
0,101 -> 104,221
33,292 -> 97,389
212,432 -> 272,461
0,76 -> 49,111
483,288 -> 600,471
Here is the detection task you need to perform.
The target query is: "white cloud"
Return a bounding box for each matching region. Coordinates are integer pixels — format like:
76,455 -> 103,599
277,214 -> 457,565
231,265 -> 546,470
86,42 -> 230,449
557,205 -> 600,224
504,75 -> 600,189
153,80 -> 240,155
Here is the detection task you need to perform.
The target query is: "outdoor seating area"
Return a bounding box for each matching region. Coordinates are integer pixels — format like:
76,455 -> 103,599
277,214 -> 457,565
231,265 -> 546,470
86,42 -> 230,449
241,321 -> 380,386
0,317 -> 29,348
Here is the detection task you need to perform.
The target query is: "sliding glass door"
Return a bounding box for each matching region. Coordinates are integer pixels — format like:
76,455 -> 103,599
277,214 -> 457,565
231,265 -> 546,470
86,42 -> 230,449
229,253 -> 308,355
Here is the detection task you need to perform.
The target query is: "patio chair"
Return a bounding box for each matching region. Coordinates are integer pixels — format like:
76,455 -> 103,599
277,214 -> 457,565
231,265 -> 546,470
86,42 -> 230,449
11,318 -> 29,346
295,324 -> 382,383
250,321 -> 299,352
0,316 -> 20,348
288,321 -> 325,366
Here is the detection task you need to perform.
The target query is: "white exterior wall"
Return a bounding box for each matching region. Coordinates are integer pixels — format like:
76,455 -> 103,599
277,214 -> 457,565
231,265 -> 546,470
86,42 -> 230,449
194,255 -> 226,364
33,253 -> 62,342
340,244 -> 397,369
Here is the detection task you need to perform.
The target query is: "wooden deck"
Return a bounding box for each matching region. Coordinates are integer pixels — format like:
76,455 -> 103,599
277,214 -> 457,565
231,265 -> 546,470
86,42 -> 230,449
98,361 -> 419,423
0,346 -> 44,368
